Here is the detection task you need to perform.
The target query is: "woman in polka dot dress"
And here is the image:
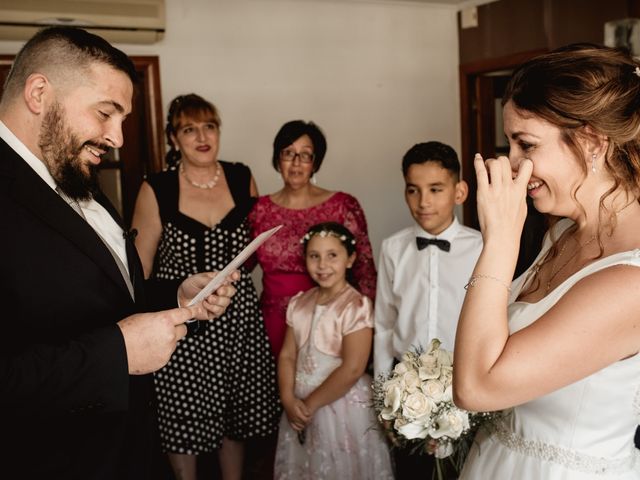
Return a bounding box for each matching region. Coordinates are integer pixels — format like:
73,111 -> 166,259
132,94 -> 280,480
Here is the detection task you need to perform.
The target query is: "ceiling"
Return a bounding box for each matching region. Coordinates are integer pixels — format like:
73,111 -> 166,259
387,0 -> 494,4
310,0 -> 499,8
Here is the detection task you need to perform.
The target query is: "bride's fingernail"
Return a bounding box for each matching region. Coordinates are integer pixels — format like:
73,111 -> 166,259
475,153 -> 483,160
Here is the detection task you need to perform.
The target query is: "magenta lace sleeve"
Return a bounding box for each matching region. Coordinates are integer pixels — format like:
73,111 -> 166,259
341,195 -> 377,301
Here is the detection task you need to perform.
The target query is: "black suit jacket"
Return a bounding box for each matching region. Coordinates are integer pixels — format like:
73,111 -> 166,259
0,138 -> 159,479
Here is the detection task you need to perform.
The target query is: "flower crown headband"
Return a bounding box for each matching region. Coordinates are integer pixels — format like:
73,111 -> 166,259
300,229 -> 357,246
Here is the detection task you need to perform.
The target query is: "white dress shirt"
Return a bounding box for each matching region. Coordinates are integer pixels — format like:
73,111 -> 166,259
373,217 -> 483,378
0,120 -> 129,274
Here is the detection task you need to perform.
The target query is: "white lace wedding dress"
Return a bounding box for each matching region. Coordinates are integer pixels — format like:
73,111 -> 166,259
460,221 -> 640,479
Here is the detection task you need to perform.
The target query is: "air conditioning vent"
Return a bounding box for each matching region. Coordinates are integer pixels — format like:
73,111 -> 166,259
0,0 -> 165,44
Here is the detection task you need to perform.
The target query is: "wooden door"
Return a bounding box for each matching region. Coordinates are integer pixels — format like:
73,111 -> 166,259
459,50 -> 548,278
0,55 -> 164,226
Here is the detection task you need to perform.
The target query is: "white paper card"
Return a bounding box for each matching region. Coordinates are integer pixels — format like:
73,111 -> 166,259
187,224 -> 282,308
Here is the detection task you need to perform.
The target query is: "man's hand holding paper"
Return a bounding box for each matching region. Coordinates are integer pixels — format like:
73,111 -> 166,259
180,225 -> 283,328
178,271 -> 240,320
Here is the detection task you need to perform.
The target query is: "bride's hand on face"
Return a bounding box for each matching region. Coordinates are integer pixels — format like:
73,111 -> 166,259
474,153 -> 533,245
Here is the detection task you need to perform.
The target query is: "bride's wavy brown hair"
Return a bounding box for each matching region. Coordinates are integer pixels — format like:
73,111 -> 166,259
502,43 -> 640,295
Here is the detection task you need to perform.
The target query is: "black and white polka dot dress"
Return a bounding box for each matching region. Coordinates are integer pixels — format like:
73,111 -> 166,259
146,162 -> 281,454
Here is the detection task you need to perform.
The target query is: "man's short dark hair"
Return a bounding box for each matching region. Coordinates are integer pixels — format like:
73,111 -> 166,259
2,26 -> 137,103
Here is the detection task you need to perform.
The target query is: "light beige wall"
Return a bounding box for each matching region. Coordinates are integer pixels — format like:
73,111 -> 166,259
0,0 -> 462,265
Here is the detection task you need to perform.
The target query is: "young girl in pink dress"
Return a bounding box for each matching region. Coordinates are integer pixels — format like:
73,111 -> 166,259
274,222 -> 393,479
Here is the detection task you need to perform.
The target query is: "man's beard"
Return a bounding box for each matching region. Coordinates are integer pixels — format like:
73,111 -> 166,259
38,102 -> 102,201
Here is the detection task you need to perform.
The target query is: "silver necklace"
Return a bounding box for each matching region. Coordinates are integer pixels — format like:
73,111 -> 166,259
544,234 -> 596,293
179,162 -> 221,189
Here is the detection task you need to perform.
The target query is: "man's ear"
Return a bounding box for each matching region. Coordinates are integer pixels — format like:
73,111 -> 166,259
454,179 -> 469,205
23,73 -> 49,115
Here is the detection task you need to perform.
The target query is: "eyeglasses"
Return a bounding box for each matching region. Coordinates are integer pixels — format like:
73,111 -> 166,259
280,149 -> 315,164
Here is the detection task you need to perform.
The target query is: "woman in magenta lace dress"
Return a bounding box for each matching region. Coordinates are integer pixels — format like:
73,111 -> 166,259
248,120 -> 377,360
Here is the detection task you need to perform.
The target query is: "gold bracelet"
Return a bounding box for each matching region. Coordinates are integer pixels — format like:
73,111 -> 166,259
464,274 -> 511,292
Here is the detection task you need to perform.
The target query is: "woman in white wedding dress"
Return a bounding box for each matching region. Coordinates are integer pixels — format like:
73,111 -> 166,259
454,44 -> 640,479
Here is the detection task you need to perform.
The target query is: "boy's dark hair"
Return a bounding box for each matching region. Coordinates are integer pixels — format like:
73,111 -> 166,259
2,26 -> 137,103
401,141 -> 460,180
272,120 -> 327,173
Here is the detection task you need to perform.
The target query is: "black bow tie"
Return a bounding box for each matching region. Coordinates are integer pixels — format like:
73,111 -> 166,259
416,237 -> 451,252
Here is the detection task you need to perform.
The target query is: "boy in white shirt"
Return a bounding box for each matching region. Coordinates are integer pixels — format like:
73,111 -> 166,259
374,141 -> 482,479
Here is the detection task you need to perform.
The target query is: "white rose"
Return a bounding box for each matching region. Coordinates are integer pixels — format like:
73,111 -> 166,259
442,385 -> 453,403
418,359 -> 440,380
426,338 -> 441,354
429,409 -> 470,439
402,370 -> 421,393
402,391 -> 434,421
383,375 -> 403,391
379,384 -> 403,420
419,351 -> 436,368
393,361 -> 409,375
396,418 -> 430,440
422,379 -> 445,403
439,365 -> 453,386
436,348 -> 453,367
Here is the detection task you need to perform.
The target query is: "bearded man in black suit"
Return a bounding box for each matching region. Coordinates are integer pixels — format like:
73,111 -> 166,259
0,26 -> 236,480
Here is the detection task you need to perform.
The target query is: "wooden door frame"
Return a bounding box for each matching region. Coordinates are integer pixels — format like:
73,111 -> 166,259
131,55 -> 165,174
459,49 -> 546,229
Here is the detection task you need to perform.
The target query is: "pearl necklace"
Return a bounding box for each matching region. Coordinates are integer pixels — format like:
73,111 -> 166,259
179,162 -> 221,189
544,234 -> 596,293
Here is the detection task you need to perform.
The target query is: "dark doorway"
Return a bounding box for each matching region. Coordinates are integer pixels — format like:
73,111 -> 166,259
459,50 -> 548,278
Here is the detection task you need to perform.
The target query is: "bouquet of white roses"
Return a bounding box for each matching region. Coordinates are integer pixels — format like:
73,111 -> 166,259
373,339 -> 495,479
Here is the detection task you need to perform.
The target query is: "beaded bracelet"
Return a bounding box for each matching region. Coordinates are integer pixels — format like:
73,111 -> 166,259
464,274 -> 512,292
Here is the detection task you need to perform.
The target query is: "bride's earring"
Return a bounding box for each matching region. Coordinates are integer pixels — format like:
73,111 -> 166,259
591,154 -> 597,174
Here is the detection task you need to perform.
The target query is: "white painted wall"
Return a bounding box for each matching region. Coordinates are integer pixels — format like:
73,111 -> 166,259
0,0 -> 462,266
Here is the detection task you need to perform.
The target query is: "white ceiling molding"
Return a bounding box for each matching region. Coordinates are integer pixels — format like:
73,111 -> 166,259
278,0 -> 500,10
